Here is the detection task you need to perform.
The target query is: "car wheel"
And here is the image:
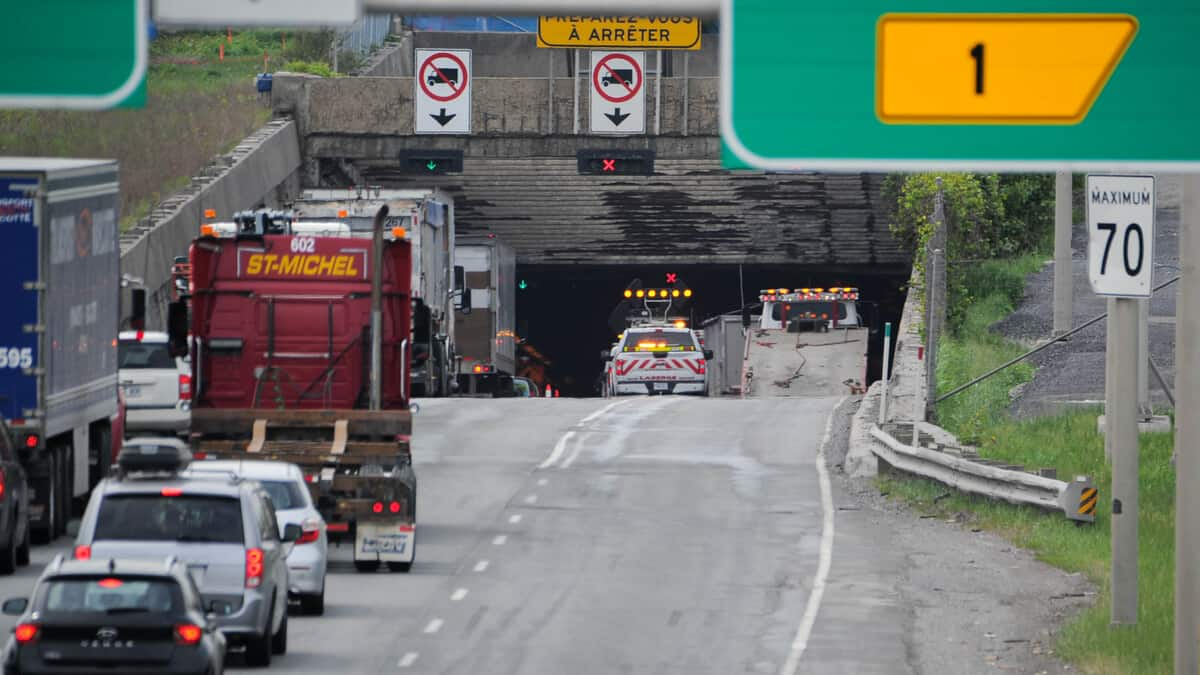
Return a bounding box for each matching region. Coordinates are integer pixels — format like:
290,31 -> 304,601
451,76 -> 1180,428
300,589 -> 324,616
243,606 -> 273,668
0,528 -> 16,576
15,523 -> 28,567
270,612 -> 287,655
353,559 -> 379,573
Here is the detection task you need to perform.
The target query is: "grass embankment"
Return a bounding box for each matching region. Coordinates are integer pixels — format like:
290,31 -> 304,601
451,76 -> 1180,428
880,255 -> 1176,674
0,30 -> 342,230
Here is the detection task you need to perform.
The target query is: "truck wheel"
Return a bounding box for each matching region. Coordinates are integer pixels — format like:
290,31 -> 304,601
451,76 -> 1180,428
270,612 -> 288,655
386,561 -> 412,573
353,559 -> 379,573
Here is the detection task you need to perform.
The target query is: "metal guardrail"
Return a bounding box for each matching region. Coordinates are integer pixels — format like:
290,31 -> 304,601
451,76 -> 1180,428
869,425 -> 1096,523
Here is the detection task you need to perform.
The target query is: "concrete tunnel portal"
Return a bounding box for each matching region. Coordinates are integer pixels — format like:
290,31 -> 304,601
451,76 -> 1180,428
515,263 -> 909,397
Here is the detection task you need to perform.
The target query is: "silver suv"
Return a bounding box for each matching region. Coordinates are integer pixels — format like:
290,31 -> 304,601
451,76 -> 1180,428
118,331 -> 190,435
73,438 -> 299,668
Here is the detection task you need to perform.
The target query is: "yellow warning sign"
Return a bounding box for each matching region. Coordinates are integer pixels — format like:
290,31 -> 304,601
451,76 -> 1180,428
876,14 -> 1137,124
1079,487 -> 1099,516
537,17 -> 701,50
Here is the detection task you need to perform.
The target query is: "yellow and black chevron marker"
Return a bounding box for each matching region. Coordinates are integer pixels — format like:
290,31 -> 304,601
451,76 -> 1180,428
1079,487 -> 1099,518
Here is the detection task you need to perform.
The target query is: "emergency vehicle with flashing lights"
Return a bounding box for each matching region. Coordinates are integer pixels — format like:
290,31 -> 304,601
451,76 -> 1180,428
758,287 -> 863,332
603,324 -> 713,396
166,208 -> 418,574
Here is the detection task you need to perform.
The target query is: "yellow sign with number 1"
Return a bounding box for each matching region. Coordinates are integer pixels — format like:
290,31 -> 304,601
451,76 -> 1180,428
876,14 -> 1138,124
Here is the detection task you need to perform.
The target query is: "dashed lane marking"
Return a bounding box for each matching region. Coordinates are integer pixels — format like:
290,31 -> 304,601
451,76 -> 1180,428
537,400 -> 631,469
473,560 -> 489,572
451,588 -> 469,602
537,478 -> 548,486
493,535 -> 508,546
779,395 -> 847,675
398,652 -> 419,668
524,494 -> 538,505
509,514 -> 523,524
423,619 -> 444,634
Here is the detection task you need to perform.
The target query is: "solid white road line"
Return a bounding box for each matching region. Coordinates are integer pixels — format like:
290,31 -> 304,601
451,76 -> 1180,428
524,494 -> 538,505
398,652 -> 419,668
537,431 -> 576,470
451,588 -> 469,602
509,514 -> 523,524
423,619 -> 444,634
493,535 -> 508,546
779,396 -> 847,675
473,560 -> 489,572
537,400 -> 631,469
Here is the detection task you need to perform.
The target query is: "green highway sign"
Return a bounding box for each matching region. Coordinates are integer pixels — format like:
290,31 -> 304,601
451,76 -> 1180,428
0,0 -> 146,109
721,1 -> 1200,171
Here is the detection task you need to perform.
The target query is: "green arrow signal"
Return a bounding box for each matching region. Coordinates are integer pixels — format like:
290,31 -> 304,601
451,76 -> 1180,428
518,280 -> 528,290
426,161 -> 438,171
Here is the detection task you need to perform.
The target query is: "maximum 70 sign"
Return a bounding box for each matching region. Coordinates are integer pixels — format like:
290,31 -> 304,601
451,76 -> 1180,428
1087,174 -> 1155,298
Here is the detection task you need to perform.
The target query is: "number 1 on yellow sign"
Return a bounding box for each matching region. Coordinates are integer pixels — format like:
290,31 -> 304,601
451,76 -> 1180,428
876,14 -> 1138,125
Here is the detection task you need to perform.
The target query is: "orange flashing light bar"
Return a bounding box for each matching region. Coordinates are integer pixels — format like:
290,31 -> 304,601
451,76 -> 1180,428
626,289 -> 694,300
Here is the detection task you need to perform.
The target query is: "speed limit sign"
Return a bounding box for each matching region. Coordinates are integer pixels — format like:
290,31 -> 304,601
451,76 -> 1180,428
1087,174 -> 1155,298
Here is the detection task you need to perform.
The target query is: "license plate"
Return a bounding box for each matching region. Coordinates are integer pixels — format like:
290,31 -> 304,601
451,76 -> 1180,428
360,534 -> 408,554
653,383 -> 669,391
122,384 -> 141,397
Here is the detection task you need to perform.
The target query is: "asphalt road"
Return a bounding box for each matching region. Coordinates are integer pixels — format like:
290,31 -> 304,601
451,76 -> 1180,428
0,396 -> 920,674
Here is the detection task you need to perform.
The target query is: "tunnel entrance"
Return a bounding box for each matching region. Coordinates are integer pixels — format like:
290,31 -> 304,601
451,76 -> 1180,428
514,263 -> 910,397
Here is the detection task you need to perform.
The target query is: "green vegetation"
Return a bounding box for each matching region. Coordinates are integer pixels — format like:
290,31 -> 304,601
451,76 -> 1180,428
0,28 -> 359,229
283,60 -> 339,78
875,194 -> 1178,672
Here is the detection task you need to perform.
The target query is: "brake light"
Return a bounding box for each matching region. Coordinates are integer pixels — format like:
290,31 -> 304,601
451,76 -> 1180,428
389,501 -> 401,514
14,624 -> 37,644
97,578 -> 123,589
174,623 -> 203,646
178,374 -> 192,401
372,502 -> 383,514
161,487 -> 183,497
297,518 -> 321,544
245,548 -> 263,588
0,467 -> 7,499
23,434 -> 38,449
73,545 -> 91,560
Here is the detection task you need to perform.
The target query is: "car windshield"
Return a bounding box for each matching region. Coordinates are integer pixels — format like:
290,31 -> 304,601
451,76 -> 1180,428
118,341 -> 175,369
259,480 -> 308,511
42,577 -> 181,614
622,331 -> 697,352
95,495 -> 243,543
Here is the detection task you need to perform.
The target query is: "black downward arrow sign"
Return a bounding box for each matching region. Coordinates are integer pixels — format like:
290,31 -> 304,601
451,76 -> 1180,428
605,108 -> 630,127
431,108 -> 457,126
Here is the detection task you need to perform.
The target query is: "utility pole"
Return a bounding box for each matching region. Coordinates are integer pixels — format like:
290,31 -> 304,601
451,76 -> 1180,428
1175,174 -> 1199,674
925,177 -> 947,422
1054,171 -> 1073,336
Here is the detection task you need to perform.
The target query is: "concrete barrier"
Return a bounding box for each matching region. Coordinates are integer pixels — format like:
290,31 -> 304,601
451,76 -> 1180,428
119,118 -> 302,328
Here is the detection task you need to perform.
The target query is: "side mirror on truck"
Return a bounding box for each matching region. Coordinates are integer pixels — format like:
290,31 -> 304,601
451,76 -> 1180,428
130,288 -> 146,331
458,288 -> 473,315
167,301 -> 189,358
703,349 -> 714,361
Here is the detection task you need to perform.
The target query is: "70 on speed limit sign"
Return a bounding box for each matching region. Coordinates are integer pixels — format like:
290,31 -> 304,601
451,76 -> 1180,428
1087,174 -> 1155,298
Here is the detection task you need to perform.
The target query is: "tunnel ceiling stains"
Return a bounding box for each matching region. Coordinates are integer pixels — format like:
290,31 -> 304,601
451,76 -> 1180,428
336,158 -> 908,268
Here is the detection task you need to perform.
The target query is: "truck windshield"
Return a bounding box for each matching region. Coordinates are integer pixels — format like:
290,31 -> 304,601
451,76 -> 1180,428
95,495 -> 243,543
771,301 -> 845,322
622,331 -> 697,352
118,341 -> 175,369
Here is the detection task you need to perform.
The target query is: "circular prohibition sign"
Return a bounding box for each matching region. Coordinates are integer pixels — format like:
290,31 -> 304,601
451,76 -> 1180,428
592,53 -> 643,104
419,52 -> 469,103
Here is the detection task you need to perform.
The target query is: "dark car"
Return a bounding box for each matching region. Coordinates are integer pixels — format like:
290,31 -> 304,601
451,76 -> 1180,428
1,556 -> 226,675
0,419 -> 30,575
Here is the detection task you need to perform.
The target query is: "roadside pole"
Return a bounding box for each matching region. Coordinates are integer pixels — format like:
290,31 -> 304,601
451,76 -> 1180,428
1138,298 -> 1150,415
878,322 -> 891,425
1104,297 -> 1116,463
1109,296 -> 1139,625
1175,174 -> 1199,674
1054,171 -> 1073,336
924,178 -> 947,422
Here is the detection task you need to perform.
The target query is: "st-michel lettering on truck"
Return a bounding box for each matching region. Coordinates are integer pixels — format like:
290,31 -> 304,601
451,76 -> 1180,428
242,252 -> 365,278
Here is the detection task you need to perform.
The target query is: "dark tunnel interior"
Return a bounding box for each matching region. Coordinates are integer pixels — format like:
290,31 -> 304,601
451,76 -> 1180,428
514,263 -> 911,397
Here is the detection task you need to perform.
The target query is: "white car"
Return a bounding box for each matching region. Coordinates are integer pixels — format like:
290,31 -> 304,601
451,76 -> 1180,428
185,460 -> 328,615
605,325 -> 712,396
118,331 -> 190,435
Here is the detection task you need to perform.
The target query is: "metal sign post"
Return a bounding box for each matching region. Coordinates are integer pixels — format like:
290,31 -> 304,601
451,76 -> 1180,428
1054,171 -> 1073,336
1087,174 -> 1155,627
1176,175 -> 1200,674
